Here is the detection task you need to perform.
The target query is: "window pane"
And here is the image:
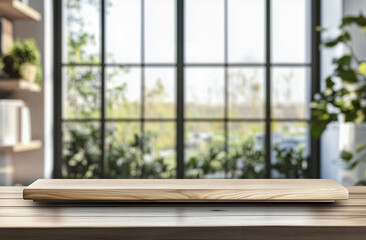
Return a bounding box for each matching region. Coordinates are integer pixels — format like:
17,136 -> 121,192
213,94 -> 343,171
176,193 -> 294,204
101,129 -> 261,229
145,0 -> 175,63
185,0 -> 224,63
185,122 -> 225,178
228,0 -> 265,63
185,68 -> 225,118
228,67 -> 265,118
62,67 -> 101,119
271,121 -> 309,178
63,0 -> 101,63
228,122 -> 265,178
145,68 -> 175,118
106,67 -> 141,119
106,0 -> 141,63
105,122 -> 142,178
271,67 -> 309,119
62,122 -> 101,178
271,0 -> 309,63
144,122 -> 176,178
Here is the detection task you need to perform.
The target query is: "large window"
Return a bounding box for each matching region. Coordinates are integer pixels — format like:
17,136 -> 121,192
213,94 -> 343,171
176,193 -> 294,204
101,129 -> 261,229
54,0 -> 320,179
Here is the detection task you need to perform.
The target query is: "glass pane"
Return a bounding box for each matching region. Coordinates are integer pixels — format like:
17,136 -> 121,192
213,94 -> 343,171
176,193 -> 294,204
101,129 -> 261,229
144,122 -> 176,178
271,121 -> 309,178
272,0 -> 309,63
228,122 -> 266,178
105,122 -> 142,178
145,0 -> 176,63
185,0 -> 224,63
228,0 -> 265,63
106,67 -> 141,119
62,67 -> 101,119
62,122 -> 101,178
106,0 -> 141,63
185,68 -> 225,118
228,67 -> 265,118
271,67 -> 309,119
185,122 -> 225,178
63,0 -> 101,63
145,68 -> 175,118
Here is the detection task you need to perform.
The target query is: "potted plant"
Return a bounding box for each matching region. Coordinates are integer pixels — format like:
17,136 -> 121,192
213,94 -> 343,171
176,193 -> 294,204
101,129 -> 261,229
311,15 -> 366,185
1,39 -> 42,86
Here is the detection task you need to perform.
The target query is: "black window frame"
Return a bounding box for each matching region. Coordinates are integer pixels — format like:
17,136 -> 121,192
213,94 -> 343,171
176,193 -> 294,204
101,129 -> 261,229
53,0 -> 321,179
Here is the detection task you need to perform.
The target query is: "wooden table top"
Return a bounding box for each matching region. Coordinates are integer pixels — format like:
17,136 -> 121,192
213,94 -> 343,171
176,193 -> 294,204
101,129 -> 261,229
23,179 -> 349,202
1,186 -> 366,240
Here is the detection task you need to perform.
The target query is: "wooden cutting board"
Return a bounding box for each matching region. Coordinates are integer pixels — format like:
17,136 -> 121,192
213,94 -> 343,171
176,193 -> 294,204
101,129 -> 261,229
23,179 -> 348,202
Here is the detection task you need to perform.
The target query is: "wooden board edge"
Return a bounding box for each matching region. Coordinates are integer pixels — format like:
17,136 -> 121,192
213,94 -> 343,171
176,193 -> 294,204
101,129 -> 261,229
23,179 -> 350,202
23,189 -> 348,202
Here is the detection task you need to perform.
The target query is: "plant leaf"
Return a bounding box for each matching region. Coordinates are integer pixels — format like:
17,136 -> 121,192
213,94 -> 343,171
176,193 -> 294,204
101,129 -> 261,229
346,161 -> 358,170
341,15 -> 366,27
359,62 -> 366,76
336,69 -> 358,83
324,32 -> 351,47
341,151 -> 353,162
334,55 -> 352,67
356,143 -> 366,153
326,77 -> 335,88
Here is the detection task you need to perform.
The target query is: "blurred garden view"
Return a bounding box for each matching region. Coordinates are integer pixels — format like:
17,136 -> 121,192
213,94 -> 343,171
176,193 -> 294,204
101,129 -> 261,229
61,0 -> 310,179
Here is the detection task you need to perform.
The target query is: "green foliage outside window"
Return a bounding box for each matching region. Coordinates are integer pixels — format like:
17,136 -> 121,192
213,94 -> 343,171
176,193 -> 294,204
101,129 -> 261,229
63,0 -> 309,179
273,144 -> 309,179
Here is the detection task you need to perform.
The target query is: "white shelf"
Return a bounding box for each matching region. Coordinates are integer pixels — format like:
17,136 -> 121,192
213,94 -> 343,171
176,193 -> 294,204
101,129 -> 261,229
0,0 -> 41,21
0,79 -> 41,92
0,140 -> 42,153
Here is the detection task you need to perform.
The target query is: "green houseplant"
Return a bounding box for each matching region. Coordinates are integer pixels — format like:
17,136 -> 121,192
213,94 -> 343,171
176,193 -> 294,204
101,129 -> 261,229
1,39 -> 42,86
311,15 -> 366,185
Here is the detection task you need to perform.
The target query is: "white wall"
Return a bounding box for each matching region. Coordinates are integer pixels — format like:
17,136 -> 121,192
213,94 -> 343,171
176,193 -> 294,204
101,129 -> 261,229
320,0 -> 344,182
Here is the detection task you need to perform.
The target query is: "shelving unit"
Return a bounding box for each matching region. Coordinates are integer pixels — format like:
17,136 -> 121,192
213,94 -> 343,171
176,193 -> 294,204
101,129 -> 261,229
0,140 -> 42,153
0,0 -> 41,21
0,1 -> 42,186
0,79 -> 41,92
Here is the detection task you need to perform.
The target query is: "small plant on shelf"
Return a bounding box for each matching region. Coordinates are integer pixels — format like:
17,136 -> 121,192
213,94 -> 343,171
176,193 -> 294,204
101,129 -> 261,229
0,39 -> 42,86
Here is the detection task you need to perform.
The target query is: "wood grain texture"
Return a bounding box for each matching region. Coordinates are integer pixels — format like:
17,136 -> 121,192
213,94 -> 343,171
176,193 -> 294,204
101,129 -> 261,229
23,179 -> 349,202
0,186 -> 365,239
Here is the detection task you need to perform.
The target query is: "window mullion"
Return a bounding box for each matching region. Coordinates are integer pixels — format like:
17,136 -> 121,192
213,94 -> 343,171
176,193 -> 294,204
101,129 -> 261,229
54,0 -> 63,179
224,0 -> 229,178
265,0 -> 272,178
141,0 -> 146,175
101,0 -> 106,178
176,0 -> 185,179
310,0 -> 321,178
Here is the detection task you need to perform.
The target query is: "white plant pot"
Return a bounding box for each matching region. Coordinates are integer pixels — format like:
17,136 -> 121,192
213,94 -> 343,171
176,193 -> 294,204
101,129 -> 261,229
339,120 -> 366,186
20,63 -> 36,83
